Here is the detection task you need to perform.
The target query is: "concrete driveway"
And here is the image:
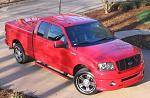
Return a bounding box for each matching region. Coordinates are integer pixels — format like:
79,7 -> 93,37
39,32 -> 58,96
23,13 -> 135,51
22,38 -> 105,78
0,0 -> 150,98
0,38 -> 150,98
0,0 -> 103,37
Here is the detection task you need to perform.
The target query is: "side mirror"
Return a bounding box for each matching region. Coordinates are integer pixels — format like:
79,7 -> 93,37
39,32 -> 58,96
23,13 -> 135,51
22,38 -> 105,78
54,40 -> 66,48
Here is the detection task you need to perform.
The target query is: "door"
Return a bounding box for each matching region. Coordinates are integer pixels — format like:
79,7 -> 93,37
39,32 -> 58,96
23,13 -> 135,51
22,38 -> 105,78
33,21 -> 50,63
45,24 -> 73,73
34,22 -> 74,74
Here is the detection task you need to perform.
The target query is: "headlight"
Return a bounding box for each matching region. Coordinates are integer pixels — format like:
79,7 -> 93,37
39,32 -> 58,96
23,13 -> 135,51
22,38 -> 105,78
98,62 -> 115,71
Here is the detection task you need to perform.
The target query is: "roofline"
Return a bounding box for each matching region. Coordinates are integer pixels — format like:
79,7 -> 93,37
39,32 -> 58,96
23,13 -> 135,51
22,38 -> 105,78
63,19 -> 98,27
42,14 -> 98,27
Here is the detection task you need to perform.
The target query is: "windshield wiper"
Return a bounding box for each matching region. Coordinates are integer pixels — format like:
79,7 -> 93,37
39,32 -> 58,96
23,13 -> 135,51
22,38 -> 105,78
74,37 -> 114,47
74,41 -> 92,46
92,37 -> 114,43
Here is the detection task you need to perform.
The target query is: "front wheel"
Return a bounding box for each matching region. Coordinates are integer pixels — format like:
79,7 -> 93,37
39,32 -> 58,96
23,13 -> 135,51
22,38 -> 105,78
74,68 -> 97,95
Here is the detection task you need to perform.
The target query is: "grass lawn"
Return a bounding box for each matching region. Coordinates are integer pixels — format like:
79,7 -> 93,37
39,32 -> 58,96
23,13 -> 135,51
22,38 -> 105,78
136,10 -> 150,24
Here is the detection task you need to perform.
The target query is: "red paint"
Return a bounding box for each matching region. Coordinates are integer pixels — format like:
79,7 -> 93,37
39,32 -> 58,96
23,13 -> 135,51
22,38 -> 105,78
5,14 -> 144,91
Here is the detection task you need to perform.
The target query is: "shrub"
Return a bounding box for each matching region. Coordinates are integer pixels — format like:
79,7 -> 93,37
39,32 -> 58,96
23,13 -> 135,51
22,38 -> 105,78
110,1 -> 136,12
133,0 -> 150,7
133,0 -> 142,7
119,2 -> 136,11
110,2 -> 120,11
140,0 -> 150,6
109,0 -> 150,13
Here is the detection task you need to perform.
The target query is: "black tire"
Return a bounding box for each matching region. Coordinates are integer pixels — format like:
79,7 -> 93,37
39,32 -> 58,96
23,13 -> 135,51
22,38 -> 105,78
74,68 -> 97,95
14,43 -> 30,64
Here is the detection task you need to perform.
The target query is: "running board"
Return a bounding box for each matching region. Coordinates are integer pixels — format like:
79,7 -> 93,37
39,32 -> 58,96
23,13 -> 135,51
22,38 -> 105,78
35,62 -> 73,80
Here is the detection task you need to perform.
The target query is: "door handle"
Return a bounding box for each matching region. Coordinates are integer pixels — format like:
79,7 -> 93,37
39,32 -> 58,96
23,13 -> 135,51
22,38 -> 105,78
70,52 -> 76,56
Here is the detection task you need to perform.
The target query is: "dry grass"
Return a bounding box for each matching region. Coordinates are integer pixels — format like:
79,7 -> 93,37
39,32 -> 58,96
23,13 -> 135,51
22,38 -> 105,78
85,6 -> 150,32
0,88 -> 37,98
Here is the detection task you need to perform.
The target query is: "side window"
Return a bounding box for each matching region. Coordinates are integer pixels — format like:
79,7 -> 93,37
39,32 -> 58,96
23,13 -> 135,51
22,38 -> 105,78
48,24 -> 63,40
37,22 -> 49,37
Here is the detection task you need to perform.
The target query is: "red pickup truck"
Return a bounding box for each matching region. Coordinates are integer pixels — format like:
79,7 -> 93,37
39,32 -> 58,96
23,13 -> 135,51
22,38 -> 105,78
5,14 -> 144,95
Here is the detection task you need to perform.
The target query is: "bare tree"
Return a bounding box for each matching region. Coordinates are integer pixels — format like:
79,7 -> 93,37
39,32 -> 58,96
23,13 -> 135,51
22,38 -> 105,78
102,0 -> 115,14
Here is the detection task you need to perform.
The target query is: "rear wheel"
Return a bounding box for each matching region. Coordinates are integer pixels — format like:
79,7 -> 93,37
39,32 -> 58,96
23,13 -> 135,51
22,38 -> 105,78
74,68 -> 97,95
14,43 -> 30,64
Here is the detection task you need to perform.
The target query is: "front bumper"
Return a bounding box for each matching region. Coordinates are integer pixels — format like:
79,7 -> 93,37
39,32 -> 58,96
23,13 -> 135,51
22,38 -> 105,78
95,63 -> 144,91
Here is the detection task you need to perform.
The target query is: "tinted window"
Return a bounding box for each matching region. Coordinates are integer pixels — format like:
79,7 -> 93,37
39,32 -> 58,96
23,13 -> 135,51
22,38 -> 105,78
65,22 -> 114,47
37,22 -> 49,37
48,24 -> 63,40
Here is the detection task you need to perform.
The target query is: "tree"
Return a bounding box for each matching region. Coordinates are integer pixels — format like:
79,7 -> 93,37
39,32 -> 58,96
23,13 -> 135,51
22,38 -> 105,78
103,0 -> 115,14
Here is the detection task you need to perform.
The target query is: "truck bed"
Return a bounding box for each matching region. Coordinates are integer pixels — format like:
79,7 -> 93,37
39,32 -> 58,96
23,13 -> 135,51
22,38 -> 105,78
6,17 -> 41,33
5,17 -> 41,57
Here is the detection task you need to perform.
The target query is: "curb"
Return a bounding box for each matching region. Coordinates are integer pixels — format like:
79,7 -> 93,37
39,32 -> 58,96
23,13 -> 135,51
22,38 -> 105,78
115,29 -> 150,39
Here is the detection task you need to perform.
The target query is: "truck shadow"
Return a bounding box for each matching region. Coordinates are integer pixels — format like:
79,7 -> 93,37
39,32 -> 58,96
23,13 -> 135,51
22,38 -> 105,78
0,63 -> 41,86
0,54 -> 14,63
38,80 -> 73,98
0,52 -> 74,97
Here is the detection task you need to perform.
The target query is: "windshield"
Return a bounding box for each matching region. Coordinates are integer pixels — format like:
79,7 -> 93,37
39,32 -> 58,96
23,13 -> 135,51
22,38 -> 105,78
65,22 -> 114,47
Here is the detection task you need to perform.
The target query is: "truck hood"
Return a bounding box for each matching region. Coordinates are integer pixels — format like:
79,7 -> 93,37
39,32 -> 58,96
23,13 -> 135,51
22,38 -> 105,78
75,39 -> 139,62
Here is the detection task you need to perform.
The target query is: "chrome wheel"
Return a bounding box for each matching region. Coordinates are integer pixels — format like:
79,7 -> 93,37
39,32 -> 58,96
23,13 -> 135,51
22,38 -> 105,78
75,73 -> 96,94
14,46 -> 23,62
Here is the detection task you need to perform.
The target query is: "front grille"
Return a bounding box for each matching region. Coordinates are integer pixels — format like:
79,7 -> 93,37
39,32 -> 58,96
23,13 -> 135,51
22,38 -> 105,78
116,54 -> 141,71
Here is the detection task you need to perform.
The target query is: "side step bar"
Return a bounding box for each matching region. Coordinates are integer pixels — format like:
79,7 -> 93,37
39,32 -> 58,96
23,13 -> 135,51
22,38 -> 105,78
35,62 -> 73,80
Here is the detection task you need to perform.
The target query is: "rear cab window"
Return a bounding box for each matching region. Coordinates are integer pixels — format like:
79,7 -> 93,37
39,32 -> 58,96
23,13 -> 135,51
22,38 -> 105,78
37,22 -> 49,37
37,22 -> 68,46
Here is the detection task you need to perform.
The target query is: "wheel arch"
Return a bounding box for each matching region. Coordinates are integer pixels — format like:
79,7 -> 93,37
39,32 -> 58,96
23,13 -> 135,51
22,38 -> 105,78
73,64 -> 91,76
12,39 -> 22,48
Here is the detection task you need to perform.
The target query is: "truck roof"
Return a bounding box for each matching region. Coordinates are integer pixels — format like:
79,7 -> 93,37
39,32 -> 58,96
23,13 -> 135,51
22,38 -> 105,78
43,14 -> 97,27
6,14 -> 97,34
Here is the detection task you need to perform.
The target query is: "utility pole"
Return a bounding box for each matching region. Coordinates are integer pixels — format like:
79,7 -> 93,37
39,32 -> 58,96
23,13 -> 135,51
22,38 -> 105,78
59,0 -> 62,14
